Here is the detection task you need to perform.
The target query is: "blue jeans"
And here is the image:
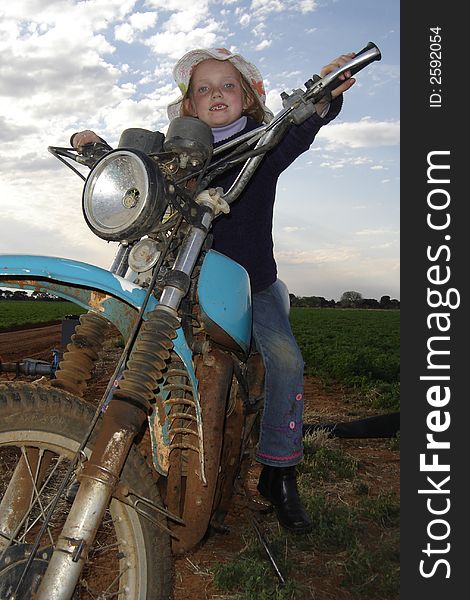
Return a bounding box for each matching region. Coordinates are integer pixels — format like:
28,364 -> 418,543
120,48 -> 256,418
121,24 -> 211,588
252,279 -> 305,467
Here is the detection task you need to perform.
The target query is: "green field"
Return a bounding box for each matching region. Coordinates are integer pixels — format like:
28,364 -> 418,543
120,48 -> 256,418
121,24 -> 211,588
216,307 -> 400,599
0,301 -> 400,598
0,301 -> 400,410
0,301 -> 85,331
290,308 -> 400,411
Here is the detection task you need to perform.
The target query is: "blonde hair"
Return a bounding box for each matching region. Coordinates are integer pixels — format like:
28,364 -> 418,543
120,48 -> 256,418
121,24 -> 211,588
181,71 -> 265,125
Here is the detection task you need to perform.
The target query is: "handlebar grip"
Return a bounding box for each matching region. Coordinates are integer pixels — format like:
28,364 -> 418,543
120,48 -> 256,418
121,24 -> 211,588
349,42 -> 382,75
329,42 -> 381,90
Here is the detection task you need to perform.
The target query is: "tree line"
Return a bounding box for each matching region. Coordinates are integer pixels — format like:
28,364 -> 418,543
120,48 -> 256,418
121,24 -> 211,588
0,290 -> 63,301
290,290 -> 400,309
1,289 -> 400,309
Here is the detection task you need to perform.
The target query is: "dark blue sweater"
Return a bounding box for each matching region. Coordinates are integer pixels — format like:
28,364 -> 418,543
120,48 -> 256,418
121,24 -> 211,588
210,95 -> 343,294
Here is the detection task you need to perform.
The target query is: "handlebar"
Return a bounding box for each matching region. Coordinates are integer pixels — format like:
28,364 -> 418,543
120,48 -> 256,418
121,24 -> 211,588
49,41 -> 381,196
326,42 -> 381,90
219,42 -> 381,203
307,42 -> 381,99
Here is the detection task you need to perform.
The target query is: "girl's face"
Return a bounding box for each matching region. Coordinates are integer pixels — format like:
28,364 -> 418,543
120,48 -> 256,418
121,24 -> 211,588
184,59 -> 245,128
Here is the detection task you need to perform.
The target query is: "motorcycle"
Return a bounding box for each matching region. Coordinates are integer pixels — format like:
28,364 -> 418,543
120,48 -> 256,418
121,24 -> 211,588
0,43 -> 381,599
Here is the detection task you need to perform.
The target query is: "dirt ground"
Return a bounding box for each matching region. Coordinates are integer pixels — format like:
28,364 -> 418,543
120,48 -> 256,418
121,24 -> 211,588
0,323 -> 400,599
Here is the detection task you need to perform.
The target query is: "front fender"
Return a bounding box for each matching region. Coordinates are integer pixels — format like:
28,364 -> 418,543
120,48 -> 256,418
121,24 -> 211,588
1,254 -> 151,336
0,254 -> 197,388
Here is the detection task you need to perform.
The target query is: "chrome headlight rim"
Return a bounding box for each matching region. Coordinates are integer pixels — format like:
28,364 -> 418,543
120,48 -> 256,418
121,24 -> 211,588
82,148 -> 166,242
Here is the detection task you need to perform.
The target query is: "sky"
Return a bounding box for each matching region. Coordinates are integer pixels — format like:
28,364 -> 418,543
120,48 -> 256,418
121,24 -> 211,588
0,0 -> 399,302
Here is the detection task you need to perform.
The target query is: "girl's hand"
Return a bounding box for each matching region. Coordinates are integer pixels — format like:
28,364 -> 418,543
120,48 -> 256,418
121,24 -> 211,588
320,53 -> 356,98
71,129 -> 101,148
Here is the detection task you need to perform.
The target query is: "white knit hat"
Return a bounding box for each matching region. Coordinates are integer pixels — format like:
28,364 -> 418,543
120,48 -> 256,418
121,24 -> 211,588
167,47 -> 273,123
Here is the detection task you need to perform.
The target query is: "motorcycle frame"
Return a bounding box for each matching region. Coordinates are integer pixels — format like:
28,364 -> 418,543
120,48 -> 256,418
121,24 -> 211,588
0,43 -> 381,598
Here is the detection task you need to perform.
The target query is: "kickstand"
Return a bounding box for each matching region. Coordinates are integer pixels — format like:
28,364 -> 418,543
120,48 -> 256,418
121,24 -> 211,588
248,512 -> 286,585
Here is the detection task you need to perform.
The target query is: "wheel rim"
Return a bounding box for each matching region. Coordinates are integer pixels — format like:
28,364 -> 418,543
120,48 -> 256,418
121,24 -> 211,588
0,430 -> 147,599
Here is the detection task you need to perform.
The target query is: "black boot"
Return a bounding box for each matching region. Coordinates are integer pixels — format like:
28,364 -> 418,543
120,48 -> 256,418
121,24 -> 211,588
257,465 -> 313,533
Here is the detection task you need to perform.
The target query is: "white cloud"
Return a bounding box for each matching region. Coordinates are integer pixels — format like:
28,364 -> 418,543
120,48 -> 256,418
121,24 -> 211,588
115,23 -> 134,43
146,0 -> 203,9
0,0 -> 400,302
283,226 -> 307,233
251,0 -> 317,19
255,39 -> 272,51
276,247 -> 359,265
265,87 -> 283,114
355,228 -> 398,237
251,22 -> 267,36
317,118 -> 400,149
144,26 -> 222,60
129,11 -> 158,30
114,11 -> 160,45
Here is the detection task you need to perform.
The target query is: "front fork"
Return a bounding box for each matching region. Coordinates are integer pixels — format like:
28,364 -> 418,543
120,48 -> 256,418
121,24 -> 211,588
36,209 -> 214,599
36,401 -> 143,600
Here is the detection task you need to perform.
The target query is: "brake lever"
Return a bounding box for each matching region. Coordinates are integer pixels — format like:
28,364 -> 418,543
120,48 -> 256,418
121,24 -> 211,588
48,142 -> 112,180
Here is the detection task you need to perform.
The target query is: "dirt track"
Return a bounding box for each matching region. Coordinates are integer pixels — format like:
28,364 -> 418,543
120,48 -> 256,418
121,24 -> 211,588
0,323 -> 62,363
0,322 -> 400,599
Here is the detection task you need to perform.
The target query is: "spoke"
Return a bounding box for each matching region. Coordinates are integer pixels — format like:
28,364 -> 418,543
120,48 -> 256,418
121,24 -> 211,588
12,453 -> 66,544
0,390 -> 160,600
79,579 -> 98,599
99,563 -> 130,598
0,448 -> 58,553
80,563 -> 129,599
36,454 -> 65,500
21,447 -> 56,547
22,447 -> 45,534
90,541 -> 121,556
27,455 -> 67,523
17,494 -> 59,542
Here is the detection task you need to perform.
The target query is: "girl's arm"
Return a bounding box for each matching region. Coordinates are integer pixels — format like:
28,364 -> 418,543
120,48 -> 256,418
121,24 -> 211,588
266,93 -> 343,174
265,51 -> 355,174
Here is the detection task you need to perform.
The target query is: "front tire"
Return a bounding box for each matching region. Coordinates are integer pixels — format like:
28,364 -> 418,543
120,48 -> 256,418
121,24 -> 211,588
0,381 -> 172,600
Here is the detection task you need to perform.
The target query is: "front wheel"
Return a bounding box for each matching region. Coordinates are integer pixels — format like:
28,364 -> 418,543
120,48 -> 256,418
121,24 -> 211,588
0,381 -> 172,600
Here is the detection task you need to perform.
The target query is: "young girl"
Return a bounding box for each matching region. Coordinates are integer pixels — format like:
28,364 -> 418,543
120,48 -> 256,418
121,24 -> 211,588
72,47 -> 355,533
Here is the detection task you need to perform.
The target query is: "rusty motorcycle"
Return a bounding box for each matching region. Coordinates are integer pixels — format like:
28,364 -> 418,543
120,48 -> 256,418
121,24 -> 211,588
0,43 -> 381,599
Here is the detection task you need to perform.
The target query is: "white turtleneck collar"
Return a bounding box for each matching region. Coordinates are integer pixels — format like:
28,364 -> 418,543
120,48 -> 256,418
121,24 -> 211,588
211,116 -> 247,143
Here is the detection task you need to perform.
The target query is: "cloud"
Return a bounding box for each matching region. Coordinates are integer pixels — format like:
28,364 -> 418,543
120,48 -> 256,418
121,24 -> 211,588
0,117 -> 35,142
316,154 -> 375,170
113,11 -> 161,45
114,23 -> 134,43
355,228 -> 399,236
0,0 -> 399,303
129,11 -> 159,30
0,214 -> 117,268
317,118 -> 400,149
283,226 -> 307,233
255,39 -> 272,51
280,255 -> 400,300
144,27 -> 223,60
275,240 -> 400,299
250,0 -> 317,19
276,247 -> 359,265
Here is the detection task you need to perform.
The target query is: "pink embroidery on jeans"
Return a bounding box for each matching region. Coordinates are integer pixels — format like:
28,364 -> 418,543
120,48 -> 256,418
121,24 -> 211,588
256,449 -> 303,461
296,393 -> 302,401
289,421 -> 296,430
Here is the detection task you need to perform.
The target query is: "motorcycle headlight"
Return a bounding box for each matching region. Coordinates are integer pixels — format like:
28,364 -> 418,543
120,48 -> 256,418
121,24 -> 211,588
82,149 -> 167,242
